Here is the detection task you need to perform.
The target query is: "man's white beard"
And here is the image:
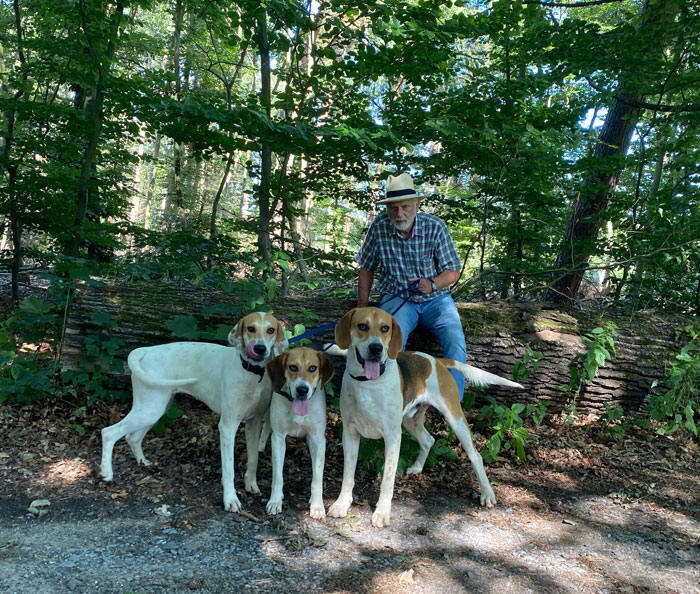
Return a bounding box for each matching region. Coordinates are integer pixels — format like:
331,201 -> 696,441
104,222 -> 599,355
391,216 -> 414,232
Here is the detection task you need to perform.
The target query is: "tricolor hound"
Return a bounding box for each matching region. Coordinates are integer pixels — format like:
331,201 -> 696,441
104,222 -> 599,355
100,312 -> 288,513
264,347 -> 334,519
326,307 -> 523,528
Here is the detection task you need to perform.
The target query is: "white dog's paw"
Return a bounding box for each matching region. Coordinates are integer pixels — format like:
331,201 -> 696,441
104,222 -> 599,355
309,501 -> 326,521
327,498 -> 351,518
100,469 -> 113,482
223,494 -> 242,513
266,498 -> 283,515
244,477 -> 261,495
371,507 -> 391,528
480,485 -> 497,508
405,462 -> 424,475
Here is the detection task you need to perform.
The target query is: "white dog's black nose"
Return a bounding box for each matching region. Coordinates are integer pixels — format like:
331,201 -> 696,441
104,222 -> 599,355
295,385 -> 309,398
253,344 -> 267,356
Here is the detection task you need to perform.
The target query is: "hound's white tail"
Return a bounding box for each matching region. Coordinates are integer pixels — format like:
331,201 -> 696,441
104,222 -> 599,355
127,350 -> 198,387
443,360 -> 524,389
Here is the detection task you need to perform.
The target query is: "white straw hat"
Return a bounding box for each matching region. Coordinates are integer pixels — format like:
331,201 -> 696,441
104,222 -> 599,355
377,173 -> 422,204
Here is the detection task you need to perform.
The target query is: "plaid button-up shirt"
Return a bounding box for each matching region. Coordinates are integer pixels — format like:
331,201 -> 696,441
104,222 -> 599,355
356,212 -> 461,303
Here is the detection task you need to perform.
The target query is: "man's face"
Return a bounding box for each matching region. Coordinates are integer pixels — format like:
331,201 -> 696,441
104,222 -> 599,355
386,198 -> 420,232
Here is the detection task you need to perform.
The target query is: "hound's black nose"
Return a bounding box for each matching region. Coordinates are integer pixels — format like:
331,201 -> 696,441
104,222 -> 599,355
253,344 -> 267,355
296,385 -> 309,397
368,342 -> 383,357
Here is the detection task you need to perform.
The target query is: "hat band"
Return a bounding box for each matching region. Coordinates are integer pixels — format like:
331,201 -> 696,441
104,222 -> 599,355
386,188 -> 416,198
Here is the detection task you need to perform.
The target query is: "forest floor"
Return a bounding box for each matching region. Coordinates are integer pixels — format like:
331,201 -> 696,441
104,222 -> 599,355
0,397 -> 699,594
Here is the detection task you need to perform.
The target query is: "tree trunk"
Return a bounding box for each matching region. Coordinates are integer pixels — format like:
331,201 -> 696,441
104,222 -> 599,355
544,0 -> 680,306
257,8 -> 273,270
66,1 -> 125,258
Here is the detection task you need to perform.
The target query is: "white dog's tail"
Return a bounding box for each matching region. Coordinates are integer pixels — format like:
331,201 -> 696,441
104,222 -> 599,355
128,349 -> 198,387
442,360 -> 524,389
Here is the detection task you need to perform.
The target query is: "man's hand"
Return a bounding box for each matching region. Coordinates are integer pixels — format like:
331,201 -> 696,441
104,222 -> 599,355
410,278 -> 434,294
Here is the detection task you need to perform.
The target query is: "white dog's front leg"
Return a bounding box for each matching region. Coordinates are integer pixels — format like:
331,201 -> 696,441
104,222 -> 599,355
327,425 -> 360,519
266,432 -> 286,515
372,435 -> 400,528
307,431 -> 326,520
244,417 -> 263,495
219,418 -> 241,512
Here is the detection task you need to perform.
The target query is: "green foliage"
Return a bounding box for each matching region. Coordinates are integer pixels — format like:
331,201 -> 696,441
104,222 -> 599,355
646,324 -> 700,438
357,428 -> 458,477
560,321 -> 618,418
512,345 -> 544,384
0,297 -> 61,404
59,311 -> 128,406
475,397 -> 548,464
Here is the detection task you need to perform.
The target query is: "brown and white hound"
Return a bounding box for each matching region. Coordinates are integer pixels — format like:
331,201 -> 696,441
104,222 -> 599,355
327,307 -> 523,528
100,311 -> 288,513
264,347 -> 334,519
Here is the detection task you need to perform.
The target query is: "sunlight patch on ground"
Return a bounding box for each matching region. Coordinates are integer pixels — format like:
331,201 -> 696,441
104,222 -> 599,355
34,458 -> 92,486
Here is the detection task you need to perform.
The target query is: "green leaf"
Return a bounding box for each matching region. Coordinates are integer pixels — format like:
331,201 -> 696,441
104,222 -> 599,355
166,316 -> 201,340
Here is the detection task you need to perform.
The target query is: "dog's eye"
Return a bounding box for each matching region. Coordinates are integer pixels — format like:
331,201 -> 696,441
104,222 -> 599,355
289,365 -> 298,372
266,327 -> 276,335
380,325 -> 390,333
247,326 -> 256,333
358,323 -> 369,331
308,365 -> 317,373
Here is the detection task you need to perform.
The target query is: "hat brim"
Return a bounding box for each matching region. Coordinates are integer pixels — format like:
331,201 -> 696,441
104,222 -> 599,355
377,192 -> 421,204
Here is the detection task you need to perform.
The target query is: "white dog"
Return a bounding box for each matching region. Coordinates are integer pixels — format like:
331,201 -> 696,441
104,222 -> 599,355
327,307 -> 523,528
263,347 -> 334,520
99,312 -> 288,512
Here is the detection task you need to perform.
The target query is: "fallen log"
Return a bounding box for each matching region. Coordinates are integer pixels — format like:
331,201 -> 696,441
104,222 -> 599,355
60,279 -> 692,416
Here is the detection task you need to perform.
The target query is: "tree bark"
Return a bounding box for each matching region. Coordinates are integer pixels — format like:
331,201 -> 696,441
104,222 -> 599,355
257,7 -> 273,270
66,1 -> 125,258
544,0 -> 680,306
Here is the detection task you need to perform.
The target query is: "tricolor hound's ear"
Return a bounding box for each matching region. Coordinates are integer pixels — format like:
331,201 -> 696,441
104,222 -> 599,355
266,352 -> 287,393
318,351 -> 335,385
387,315 -> 404,360
334,309 -> 356,350
228,318 -> 246,348
272,319 -> 289,357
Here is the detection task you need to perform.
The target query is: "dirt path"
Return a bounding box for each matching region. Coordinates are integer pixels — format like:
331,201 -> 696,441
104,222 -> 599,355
1,399 -> 699,594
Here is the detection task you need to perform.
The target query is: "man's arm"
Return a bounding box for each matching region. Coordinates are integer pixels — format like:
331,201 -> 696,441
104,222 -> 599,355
415,269 -> 460,294
357,268 -> 374,307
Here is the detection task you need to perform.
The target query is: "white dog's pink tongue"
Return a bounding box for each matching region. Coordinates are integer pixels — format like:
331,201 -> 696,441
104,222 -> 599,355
292,399 -> 310,416
364,361 -> 381,380
246,340 -> 259,359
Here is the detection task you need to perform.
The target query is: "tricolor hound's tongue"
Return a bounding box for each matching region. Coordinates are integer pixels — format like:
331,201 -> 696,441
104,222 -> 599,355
245,340 -> 261,360
292,399 -> 310,416
363,360 -> 381,380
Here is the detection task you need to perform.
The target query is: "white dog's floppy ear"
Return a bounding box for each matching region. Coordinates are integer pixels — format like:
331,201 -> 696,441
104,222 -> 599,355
272,320 -> 289,357
387,315 -> 404,360
335,309 -> 355,350
266,352 -> 287,393
228,318 -> 246,348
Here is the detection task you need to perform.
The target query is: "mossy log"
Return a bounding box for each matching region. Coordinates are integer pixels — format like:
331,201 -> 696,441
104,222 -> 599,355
61,280 -> 692,416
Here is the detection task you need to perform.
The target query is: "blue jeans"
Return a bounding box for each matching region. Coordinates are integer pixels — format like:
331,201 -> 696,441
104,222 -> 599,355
379,293 -> 467,399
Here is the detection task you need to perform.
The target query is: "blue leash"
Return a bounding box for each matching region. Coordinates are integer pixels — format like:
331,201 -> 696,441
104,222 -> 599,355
287,280 -> 423,349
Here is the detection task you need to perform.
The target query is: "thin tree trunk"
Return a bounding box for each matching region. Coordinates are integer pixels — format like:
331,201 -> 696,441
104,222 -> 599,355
67,1 -> 125,258
257,8 -> 273,270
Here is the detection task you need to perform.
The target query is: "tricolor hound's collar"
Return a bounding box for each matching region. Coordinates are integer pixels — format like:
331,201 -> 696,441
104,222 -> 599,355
240,354 -> 265,383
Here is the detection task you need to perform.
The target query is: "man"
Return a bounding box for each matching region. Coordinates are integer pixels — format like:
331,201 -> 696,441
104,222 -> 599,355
356,172 -> 468,398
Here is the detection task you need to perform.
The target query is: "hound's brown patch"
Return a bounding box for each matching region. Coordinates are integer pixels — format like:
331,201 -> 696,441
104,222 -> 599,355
397,352 -> 432,409
436,359 -> 464,420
